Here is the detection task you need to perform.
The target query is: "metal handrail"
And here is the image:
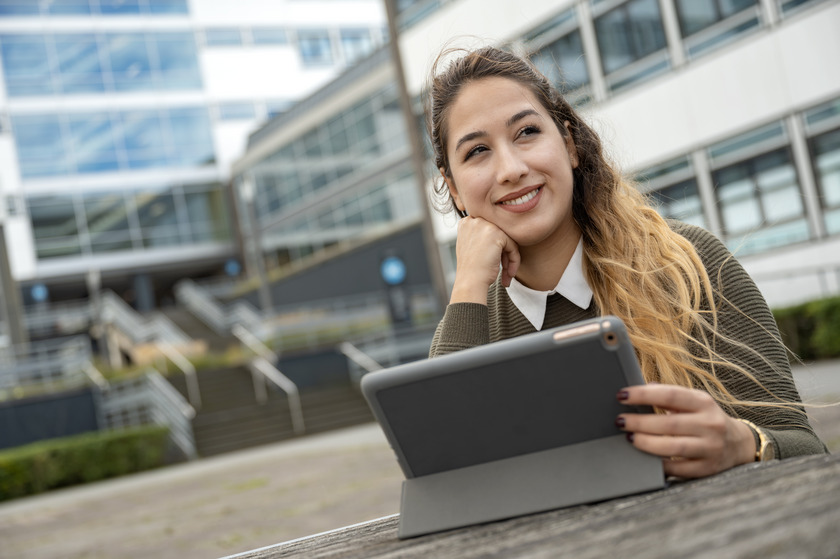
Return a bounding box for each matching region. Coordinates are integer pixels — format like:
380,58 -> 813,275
156,341 -> 201,409
248,356 -> 305,436
339,342 -> 383,374
83,361 -> 109,390
232,323 -> 277,362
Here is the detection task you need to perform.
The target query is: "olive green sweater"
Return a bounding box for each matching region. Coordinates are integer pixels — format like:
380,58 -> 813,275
430,221 -> 828,459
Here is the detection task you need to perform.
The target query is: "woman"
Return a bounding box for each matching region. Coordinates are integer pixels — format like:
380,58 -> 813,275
426,46 -> 827,479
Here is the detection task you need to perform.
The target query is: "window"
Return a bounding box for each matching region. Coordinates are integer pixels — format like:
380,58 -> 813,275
204,28 -> 242,46
251,28 -> 288,45
12,107 -> 214,177
297,30 -> 333,65
0,0 -> 188,16
811,128 -> 840,235
674,0 -> 760,57
593,0 -> 669,90
531,30 -> 589,94
26,195 -> 83,259
217,102 -> 256,121
1,32 -> 201,97
340,29 -> 373,64
650,179 -> 706,229
713,148 -> 809,253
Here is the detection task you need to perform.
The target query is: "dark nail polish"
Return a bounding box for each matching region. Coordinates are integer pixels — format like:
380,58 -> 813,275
626,433 -> 635,443
615,416 -> 626,429
617,390 -> 630,401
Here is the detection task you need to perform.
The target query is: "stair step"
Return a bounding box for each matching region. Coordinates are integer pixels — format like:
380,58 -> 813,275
163,364 -> 377,457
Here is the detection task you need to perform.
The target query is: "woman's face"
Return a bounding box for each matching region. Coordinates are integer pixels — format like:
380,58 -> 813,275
441,76 -> 579,249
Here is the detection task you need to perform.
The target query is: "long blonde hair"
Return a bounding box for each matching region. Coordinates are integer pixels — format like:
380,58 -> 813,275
427,46 -> 792,413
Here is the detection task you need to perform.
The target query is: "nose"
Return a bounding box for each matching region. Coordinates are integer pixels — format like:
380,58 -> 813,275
495,145 -> 528,184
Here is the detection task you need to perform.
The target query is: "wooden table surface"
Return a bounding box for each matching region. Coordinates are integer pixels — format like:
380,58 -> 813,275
228,453 -> 840,559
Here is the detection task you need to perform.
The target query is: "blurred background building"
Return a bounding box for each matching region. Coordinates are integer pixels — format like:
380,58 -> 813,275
0,0 -> 385,311
1,0 -> 838,458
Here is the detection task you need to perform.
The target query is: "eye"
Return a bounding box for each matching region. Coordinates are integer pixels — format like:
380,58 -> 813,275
518,124 -> 541,138
464,144 -> 488,161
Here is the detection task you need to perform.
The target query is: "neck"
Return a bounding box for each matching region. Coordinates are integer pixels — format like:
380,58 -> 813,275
515,225 -> 582,291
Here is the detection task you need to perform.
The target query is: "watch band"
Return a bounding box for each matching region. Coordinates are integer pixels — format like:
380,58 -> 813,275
736,418 -> 774,462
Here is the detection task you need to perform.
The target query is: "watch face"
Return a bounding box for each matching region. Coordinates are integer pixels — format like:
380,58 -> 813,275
759,440 -> 775,461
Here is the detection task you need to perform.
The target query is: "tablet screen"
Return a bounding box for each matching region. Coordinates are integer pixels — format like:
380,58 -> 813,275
376,334 -> 630,477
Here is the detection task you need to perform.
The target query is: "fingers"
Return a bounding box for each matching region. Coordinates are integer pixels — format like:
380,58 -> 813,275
617,383 -> 717,414
615,384 -> 755,478
451,217 -> 520,300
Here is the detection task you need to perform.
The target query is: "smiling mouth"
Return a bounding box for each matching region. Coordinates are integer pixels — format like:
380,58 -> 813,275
498,187 -> 541,206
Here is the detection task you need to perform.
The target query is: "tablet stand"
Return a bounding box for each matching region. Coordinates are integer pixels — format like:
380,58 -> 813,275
398,434 -> 664,539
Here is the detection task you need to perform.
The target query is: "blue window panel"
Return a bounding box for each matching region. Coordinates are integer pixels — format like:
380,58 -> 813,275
68,114 -> 121,173
1,35 -> 54,96
120,111 -> 169,169
154,33 -> 202,89
252,28 -> 288,45
595,0 -> 667,75
106,33 -> 153,91
166,108 -> 215,166
99,0 -> 141,14
54,34 -> 105,93
298,30 -> 333,65
217,102 -> 256,120
0,1 -> 40,15
340,29 -> 372,64
204,28 -> 242,46
12,114 -> 72,176
148,0 -> 189,14
46,0 -> 91,14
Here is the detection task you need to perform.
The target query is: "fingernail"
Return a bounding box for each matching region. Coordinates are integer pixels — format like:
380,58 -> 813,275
615,416 -> 625,429
626,433 -> 635,443
617,390 -> 630,401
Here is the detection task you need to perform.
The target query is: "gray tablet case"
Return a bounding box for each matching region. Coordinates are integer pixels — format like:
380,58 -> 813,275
361,316 -> 665,538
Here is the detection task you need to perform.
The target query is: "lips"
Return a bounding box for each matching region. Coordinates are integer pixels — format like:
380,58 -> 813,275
496,186 -> 542,212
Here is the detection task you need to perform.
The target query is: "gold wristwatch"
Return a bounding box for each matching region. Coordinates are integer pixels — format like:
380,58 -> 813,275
737,418 -> 776,462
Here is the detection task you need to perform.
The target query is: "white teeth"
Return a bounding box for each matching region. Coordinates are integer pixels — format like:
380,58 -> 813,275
500,188 -> 539,206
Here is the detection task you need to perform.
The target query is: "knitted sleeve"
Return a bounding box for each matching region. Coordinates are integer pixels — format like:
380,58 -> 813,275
429,302 -> 490,358
674,222 -> 828,458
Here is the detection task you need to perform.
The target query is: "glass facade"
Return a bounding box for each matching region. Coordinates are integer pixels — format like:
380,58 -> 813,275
594,0 -> 669,90
297,29 -> 333,66
0,32 -> 201,96
246,83 -> 420,269
0,0 -> 188,16
27,183 -> 230,260
527,10 -> 589,96
812,128 -> 840,235
12,107 -> 215,178
713,147 -> 808,253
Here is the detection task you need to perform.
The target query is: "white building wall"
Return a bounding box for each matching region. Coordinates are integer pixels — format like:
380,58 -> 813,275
399,0 -> 840,308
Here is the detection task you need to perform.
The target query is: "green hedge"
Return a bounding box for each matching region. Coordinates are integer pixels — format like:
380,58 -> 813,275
0,425 -> 169,502
773,296 -> 840,362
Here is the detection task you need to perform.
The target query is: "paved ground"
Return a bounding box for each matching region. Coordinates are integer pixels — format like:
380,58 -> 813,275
0,361 -> 837,559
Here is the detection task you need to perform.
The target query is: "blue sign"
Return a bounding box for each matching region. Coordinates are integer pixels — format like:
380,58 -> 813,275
225,259 -> 242,277
381,256 -> 407,286
31,283 -> 48,303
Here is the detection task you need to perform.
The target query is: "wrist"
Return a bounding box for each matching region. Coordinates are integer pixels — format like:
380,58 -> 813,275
449,277 -> 491,305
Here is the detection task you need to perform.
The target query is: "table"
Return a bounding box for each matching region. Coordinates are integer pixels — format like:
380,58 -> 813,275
228,453 -> 840,558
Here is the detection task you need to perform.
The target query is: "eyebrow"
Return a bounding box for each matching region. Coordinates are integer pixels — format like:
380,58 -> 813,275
453,109 -> 542,153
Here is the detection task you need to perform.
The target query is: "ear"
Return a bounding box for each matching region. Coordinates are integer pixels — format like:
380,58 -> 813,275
563,121 -> 579,170
441,167 -> 465,213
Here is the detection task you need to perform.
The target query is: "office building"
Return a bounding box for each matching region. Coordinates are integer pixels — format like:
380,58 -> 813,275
0,0 -> 385,312
233,0 -> 840,314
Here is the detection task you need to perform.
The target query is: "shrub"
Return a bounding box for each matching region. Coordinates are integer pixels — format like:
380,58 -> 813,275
0,425 -> 169,502
773,296 -> 840,361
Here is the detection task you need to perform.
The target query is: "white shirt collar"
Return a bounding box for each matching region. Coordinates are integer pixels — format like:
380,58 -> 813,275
505,238 -> 593,330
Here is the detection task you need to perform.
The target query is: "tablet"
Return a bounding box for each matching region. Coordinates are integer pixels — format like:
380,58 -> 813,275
361,315 -> 663,537
362,315 -> 651,478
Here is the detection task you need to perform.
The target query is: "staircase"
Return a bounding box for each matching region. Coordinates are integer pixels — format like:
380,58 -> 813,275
167,365 -> 374,457
159,307 -> 238,354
